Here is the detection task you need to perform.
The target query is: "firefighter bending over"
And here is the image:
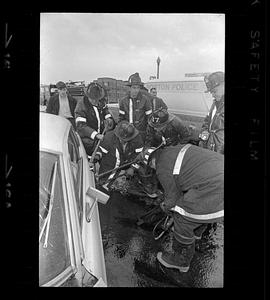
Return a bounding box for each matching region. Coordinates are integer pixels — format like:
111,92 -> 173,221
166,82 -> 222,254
145,109 -> 199,147
139,143 -> 224,272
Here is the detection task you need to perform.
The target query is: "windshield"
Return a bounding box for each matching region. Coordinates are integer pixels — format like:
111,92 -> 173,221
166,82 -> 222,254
39,151 -> 71,285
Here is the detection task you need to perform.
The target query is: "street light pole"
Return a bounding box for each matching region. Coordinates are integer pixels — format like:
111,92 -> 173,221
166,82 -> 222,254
156,56 -> 161,79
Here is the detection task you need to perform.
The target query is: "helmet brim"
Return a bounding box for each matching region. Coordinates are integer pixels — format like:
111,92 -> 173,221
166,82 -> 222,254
114,124 -> 139,142
148,114 -> 174,129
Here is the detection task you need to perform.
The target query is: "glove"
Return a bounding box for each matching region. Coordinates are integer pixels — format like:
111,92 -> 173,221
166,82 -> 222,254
160,202 -> 171,215
199,130 -> 209,141
135,151 -> 145,162
104,118 -> 114,130
125,167 -> 135,177
96,134 -> 104,140
93,154 -> 101,163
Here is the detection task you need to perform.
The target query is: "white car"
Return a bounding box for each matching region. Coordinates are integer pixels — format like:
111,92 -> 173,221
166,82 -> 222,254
39,112 -> 109,287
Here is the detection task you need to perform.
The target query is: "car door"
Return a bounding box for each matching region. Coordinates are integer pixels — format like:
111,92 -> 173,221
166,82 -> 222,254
39,151 -> 77,286
67,128 -> 109,286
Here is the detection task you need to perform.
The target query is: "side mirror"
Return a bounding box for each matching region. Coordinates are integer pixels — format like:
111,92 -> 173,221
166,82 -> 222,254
85,187 -> 110,222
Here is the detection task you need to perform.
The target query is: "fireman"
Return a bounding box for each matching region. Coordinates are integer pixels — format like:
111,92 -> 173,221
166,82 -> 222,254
199,71 -> 224,154
149,87 -> 168,112
74,82 -> 115,156
145,109 -> 198,147
140,86 -> 168,112
118,73 -> 152,143
139,143 -> 224,272
94,120 -> 144,184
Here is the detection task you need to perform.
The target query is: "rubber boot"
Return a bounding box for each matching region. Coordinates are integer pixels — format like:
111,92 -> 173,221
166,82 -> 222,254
157,239 -> 195,272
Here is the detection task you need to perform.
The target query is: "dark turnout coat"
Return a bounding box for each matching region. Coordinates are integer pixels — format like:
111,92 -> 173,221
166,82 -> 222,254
145,113 -> 193,147
97,130 -> 144,181
201,96 -> 224,154
155,144 -> 224,223
74,96 -> 114,155
118,91 -> 152,133
140,89 -> 168,112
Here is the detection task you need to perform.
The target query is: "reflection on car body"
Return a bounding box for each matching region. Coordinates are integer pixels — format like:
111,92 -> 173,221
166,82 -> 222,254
39,112 -> 109,287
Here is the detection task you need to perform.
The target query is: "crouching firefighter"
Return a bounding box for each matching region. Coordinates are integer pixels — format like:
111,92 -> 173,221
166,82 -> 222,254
94,120 -> 144,190
139,143 -> 224,272
145,108 -> 199,147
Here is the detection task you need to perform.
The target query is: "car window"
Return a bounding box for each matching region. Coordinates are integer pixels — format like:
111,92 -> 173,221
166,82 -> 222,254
39,151 -> 71,286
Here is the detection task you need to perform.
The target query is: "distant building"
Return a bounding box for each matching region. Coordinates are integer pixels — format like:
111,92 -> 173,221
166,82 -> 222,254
40,84 -> 50,105
65,81 -> 85,102
185,72 -> 211,78
93,77 -> 129,103
40,81 -> 86,105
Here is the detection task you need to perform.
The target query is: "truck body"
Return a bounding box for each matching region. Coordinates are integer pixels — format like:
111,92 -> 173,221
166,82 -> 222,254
66,81 -> 86,102
144,78 -> 213,120
108,78 -> 213,129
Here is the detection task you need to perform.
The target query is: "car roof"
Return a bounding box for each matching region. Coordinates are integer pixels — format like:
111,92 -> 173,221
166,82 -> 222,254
40,112 -> 71,153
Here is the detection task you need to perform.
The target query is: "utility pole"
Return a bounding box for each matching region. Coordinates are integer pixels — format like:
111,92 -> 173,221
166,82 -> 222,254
156,56 -> 161,79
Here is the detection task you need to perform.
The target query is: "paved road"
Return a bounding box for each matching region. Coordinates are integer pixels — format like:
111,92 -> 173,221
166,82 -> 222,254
99,191 -> 223,287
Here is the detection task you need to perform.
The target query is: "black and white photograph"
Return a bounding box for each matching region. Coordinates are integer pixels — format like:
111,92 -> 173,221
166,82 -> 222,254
39,13 -> 224,287
2,3 -> 266,290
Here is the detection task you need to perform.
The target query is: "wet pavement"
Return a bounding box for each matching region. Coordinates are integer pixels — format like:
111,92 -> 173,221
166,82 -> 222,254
99,191 -> 223,287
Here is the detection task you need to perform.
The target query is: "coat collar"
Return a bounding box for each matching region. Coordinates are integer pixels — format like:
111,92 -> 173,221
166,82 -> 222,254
129,91 -> 143,101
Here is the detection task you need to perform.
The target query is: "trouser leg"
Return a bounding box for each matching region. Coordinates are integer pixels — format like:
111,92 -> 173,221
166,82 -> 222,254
172,212 -> 198,245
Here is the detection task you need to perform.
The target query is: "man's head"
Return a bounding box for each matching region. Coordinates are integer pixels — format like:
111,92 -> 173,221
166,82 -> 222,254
127,73 -> 143,99
114,120 -> 139,143
56,81 -> 67,97
204,71 -> 224,101
85,82 -> 105,105
150,87 -> 157,97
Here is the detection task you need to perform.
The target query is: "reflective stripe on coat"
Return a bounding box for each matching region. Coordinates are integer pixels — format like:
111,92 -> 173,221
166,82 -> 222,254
156,144 -> 224,222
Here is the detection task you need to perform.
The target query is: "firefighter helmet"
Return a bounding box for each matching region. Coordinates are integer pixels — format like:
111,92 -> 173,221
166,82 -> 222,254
115,121 -> 139,142
149,109 -> 169,128
204,71 -> 224,93
127,72 -> 144,87
85,82 -> 105,102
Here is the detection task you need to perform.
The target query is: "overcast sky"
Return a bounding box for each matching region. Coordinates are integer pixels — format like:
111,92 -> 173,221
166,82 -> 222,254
40,13 -> 225,85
